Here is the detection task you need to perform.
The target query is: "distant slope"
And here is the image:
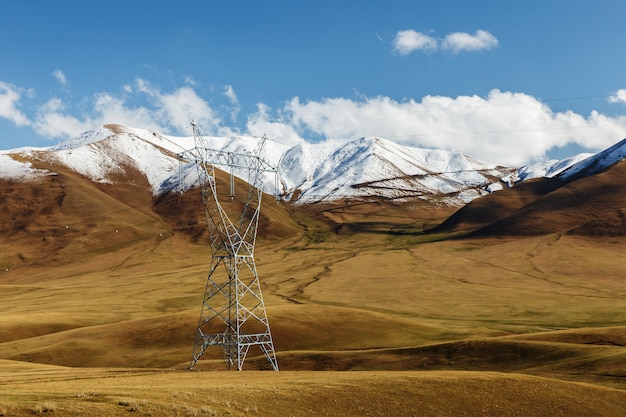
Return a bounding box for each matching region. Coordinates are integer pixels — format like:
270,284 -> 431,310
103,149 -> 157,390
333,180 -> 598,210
430,177 -> 562,234
477,159 -> 626,237
431,139 -> 626,236
556,137 -> 626,182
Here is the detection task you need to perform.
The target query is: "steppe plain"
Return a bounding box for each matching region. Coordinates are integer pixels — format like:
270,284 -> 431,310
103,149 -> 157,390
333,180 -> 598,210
0,160 -> 625,416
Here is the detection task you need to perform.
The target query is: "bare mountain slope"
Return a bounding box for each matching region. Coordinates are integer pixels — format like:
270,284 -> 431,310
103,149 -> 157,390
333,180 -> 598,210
0,158 -> 301,272
0,156 -> 170,269
431,139 -> 626,237
477,159 -> 626,237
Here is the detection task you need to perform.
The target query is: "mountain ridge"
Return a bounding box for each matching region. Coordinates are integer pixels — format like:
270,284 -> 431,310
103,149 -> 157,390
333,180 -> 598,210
3,124 -> 614,207
2,124 -> 625,241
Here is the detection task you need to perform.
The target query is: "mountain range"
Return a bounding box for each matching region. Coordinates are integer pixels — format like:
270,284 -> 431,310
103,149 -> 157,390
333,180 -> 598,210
2,123 -> 619,208
0,123 -> 624,246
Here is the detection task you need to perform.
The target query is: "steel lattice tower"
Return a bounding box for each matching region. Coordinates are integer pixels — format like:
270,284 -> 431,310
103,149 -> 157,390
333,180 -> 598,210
178,122 -> 279,371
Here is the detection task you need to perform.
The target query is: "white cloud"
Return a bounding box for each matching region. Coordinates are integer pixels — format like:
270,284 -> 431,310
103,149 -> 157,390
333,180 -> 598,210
278,90 -> 626,166
608,89 -> 626,104
33,90 -> 164,139
223,85 -> 241,123
108,78 -> 227,135
246,103 -> 304,147
34,98 -> 89,138
223,85 -> 238,104
160,85 -> 223,133
53,69 -> 67,85
92,93 -> 163,132
0,81 -> 30,126
26,78 -> 239,141
442,30 -> 499,53
392,30 -> 437,55
392,29 -> 499,55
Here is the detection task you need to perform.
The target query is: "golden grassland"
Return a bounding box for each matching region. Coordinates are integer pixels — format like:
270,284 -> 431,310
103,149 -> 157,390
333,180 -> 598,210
1,228 -> 625,415
0,165 -> 625,416
1,364 -> 626,417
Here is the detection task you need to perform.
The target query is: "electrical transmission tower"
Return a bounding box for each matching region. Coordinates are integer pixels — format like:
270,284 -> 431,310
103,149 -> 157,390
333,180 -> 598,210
178,121 -> 279,371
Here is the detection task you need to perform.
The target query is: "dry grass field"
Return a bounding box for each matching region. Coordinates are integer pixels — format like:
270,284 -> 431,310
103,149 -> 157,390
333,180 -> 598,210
1,161 -> 625,416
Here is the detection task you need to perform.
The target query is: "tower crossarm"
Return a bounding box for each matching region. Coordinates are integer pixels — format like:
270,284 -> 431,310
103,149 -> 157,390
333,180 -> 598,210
177,147 -> 277,175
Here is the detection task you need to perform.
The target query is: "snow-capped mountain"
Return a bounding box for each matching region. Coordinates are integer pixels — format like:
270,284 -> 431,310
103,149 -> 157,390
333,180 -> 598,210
279,137 -> 516,205
555,137 -> 626,181
515,153 -> 594,181
2,124 -> 624,207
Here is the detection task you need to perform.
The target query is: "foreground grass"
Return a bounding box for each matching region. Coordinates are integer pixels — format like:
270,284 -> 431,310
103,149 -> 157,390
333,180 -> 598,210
0,363 -> 625,417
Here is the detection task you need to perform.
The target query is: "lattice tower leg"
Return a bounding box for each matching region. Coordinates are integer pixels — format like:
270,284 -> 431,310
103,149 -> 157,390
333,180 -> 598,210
189,254 -> 278,371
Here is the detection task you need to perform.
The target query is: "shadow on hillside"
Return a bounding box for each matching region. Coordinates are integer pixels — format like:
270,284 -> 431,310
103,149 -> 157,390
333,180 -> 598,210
332,221 -> 425,236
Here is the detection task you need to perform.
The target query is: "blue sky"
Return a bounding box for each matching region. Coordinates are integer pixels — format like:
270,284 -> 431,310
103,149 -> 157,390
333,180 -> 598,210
1,0 -> 626,165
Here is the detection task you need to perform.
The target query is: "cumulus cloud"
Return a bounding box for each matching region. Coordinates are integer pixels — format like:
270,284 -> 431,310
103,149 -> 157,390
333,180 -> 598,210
223,85 -> 238,104
608,89 -> 626,104
0,81 -> 30,126
7,75 -> 626,166
442,30 -> 499,53
152,83 -> 222,133
32,79 -> 231,139
246,103 -> 304,147
277,90 -> 626,166
32,86 -> 166,139
392,29 -> 499,55
392,30 -> 437,55
53,69 -> 68,85
34,98 -> 90,138
222,85 -> 241,123
133,78 -> 222,132
92,93 -> 163,132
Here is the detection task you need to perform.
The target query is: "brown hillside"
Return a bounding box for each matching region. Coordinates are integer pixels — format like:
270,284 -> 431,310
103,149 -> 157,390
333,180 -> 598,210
431,159 -> 626,236
430,177 -> 561,234
0,156 -> 169,270
153,168 -> 302,243
477,159 -> 626,236
0,155 -> 300,272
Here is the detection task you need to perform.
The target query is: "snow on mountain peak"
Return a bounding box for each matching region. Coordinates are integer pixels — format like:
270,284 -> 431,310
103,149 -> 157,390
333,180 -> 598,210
2,125 -> 624,206
516,152 -> 594,182
556,137 -> 626,181
277,136 -> 512,205
51,125 -> 116,151
0,154 -> 52,181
